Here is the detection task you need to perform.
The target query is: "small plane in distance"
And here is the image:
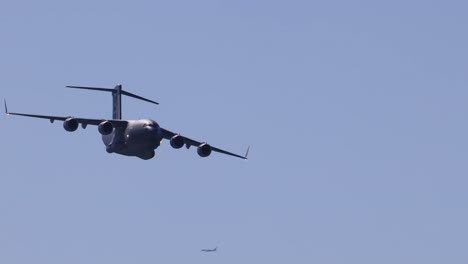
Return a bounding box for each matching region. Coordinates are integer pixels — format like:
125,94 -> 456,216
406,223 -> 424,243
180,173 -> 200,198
4,84 -> 249,160
201,247 -> 217,252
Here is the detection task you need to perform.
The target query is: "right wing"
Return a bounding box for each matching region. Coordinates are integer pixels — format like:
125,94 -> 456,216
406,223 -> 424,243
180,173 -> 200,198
4,100 -> 127,128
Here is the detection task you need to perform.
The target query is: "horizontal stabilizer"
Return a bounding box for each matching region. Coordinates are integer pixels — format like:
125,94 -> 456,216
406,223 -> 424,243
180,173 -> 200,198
65,86 -> 115,92
66,85 -> 159,105
121,90 -> 159,105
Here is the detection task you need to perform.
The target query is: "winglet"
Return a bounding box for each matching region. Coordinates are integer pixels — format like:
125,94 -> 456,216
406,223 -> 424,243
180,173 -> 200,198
4,99 -> 8,115
244,146 -> 250,160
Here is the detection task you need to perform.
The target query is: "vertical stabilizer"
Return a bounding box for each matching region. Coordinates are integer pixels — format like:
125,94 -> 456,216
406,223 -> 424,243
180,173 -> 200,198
112,84 -> 122,119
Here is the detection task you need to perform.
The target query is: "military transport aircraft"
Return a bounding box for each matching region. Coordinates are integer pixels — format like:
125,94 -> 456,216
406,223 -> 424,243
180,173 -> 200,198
4,85 -> 248,160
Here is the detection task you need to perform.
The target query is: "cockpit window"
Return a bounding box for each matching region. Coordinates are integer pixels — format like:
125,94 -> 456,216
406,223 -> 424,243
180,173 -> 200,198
142,120 -> 159,128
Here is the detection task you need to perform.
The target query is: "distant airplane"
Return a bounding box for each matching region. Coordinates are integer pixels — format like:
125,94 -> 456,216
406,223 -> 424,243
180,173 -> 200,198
4,84 -> 249,160
201,247 -> 217,252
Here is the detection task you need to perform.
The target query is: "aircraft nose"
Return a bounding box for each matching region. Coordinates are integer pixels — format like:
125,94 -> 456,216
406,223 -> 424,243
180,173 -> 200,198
145,127 -> 155,135
145,126 -> 160,138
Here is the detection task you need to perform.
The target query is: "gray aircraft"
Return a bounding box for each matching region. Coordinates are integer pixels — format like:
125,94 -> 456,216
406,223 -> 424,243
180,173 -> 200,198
4,85 -> 248,160
201,247 -> 217,252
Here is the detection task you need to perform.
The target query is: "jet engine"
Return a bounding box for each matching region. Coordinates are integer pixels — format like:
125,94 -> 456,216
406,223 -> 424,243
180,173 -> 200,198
98,121 -> 113,135
170,135 -> 185,149
197,143 -> 212,157
63,118 -> 79,132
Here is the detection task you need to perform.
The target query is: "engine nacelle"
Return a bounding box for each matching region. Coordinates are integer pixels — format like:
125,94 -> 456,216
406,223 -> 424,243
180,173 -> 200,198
170,135 -> 185,149
197,143 -> 212,157
63,118 -> 79,132
98,121 -> 114,135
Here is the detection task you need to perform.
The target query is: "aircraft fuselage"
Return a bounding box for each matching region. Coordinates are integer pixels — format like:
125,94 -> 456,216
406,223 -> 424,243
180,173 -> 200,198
102,119 -> 162,160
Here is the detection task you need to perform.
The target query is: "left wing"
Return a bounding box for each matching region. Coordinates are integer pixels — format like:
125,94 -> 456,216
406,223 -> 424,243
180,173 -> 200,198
4,100 -> 127,128
161,127 -> 249,160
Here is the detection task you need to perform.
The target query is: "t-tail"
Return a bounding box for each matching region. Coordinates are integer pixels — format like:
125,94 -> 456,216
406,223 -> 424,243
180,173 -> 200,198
66,84 -> 158,119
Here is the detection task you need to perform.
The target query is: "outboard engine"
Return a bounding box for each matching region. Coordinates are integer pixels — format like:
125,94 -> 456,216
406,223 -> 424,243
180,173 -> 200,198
170,135 -> 185,149
98,121 -> 114,135
197,143 -> 212,157
63,118 -> 79,132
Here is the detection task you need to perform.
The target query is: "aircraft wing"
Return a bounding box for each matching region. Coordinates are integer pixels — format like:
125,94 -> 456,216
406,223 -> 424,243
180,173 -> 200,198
161,127 -> 249,160
4,102 -> 127,127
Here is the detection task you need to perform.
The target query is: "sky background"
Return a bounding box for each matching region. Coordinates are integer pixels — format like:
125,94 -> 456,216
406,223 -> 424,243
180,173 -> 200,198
1,0 -> 468,263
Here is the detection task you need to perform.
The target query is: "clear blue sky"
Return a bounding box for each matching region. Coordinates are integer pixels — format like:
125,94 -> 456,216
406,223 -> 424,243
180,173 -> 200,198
1,0 -> 468,263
